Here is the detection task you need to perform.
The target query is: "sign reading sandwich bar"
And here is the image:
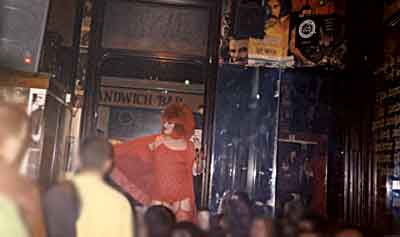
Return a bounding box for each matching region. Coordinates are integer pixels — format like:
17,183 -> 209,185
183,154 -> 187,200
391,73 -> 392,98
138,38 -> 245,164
98,77 -> 204,140
99,77 -> 204,110
99,87 -> 203,111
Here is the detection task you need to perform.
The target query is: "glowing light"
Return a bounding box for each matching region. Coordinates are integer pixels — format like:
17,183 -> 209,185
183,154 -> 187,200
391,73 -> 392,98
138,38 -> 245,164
184,80 -> 190,85
24,57 -> 32,64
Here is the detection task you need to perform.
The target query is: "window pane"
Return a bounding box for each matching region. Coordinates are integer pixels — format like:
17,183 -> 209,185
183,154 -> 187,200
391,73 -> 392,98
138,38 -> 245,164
102,1 -> 210,57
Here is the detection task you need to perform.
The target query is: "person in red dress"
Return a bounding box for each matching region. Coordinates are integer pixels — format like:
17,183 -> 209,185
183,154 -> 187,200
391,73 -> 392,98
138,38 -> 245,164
110,103 -> 199,222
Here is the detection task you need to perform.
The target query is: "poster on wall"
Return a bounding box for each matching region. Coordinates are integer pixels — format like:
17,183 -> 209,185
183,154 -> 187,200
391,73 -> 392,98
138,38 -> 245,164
20,88 -> 47,179
220,0 -> 294,66
0,87 -> 29,105
219,0 -> 232,63
292,0 -> 335,14
28,89 -> 47,142
219,0 -> 346,69
248,0 -> 293,65
289,0 -> 346,68
80,0 -> 92,48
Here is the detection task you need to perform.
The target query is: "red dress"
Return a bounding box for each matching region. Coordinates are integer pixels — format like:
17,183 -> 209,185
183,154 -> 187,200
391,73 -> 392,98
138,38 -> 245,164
111,135 -> 196,221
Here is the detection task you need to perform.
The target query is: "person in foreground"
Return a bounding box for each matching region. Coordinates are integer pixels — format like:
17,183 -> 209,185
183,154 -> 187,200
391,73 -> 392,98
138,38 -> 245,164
0,103 -> 46,237
0,194 -> 30,237
144,205 -> 176,237
44,137 -> 134,237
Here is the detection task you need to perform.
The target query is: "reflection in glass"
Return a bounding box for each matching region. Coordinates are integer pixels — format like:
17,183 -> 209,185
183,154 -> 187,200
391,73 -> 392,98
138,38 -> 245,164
210,65 -> 280,212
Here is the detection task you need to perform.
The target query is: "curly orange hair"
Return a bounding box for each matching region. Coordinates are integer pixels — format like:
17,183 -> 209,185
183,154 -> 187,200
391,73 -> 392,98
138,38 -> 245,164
161,103 -> 195,139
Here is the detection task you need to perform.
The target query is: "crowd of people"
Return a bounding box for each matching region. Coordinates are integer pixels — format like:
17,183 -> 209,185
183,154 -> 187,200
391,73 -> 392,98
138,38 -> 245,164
0,102 -> 371,237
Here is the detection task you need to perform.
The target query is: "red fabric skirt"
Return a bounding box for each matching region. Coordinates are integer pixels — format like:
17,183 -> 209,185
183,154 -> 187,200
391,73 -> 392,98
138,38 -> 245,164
111,135 -> 197,221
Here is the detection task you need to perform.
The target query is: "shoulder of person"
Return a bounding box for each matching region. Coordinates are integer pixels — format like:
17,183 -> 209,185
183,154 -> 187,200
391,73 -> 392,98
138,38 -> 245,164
114,134 -> 159,148
44,180 -> 80,209
46,181 -> 75,197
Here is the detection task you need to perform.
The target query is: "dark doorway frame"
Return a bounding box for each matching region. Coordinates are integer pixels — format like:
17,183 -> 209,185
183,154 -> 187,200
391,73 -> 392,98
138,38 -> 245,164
80,0 -> 222,207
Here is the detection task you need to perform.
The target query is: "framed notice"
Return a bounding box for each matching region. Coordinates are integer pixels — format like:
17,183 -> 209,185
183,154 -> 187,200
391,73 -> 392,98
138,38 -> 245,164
102,0 -> 210,56
276,134 -> 327,217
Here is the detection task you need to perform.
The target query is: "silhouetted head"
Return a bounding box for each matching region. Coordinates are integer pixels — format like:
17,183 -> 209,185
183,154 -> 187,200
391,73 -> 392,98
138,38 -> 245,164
171,221 -> 204,237
144,205 -> 176,237
298,212 -> 327,233
335,226 -> 364,237
222,192 -> 253,237
161,103 -> 195,139
79,137 -> 114,174
250,216 -> 275,237
0,103 -> 31,167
